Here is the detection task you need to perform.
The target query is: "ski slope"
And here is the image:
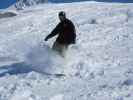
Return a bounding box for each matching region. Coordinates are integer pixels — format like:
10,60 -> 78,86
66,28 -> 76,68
0,1 -> 133,100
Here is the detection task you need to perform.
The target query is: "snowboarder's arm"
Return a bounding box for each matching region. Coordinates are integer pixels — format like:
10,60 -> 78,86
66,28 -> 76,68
45,23 -> 61,41
70,21 -> 76,44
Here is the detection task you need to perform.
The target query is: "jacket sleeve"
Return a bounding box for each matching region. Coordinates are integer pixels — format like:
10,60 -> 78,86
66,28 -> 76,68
45,23 -> 61,40
71,22 -> 76,44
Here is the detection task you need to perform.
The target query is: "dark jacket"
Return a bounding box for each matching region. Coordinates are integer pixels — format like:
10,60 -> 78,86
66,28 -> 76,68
45,19 -> 76,44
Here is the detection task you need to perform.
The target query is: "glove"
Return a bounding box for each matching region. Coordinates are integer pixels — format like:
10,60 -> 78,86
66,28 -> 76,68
44,37 -> 48,41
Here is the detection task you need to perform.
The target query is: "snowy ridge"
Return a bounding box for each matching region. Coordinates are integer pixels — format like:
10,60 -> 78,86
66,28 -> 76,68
0,1 -> 133,100
14,0 -> 48,10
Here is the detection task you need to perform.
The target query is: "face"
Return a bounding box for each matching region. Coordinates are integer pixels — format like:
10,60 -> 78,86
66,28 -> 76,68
59,16 -> 65,22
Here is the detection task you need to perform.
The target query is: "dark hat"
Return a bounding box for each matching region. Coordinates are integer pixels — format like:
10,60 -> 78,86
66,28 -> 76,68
59,11 -> 66,17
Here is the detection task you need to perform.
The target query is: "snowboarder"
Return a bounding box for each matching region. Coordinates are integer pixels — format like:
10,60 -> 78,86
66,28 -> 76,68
44,11 -> 76,57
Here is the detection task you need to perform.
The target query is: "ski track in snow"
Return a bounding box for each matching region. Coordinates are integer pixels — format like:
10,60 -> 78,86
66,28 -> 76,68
0,1 -> 133,100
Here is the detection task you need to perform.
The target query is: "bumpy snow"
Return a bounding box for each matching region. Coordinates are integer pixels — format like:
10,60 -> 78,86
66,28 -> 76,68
0,1 -> 133,100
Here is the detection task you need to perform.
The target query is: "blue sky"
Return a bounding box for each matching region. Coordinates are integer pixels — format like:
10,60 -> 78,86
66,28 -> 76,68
0,0 -> 16,9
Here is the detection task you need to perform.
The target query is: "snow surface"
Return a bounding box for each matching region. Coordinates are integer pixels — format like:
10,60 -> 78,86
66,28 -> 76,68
0,1 -> 133,100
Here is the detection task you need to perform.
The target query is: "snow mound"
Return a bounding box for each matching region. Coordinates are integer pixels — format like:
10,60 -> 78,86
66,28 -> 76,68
25,44 -> 65,74
0,12 -> 17,19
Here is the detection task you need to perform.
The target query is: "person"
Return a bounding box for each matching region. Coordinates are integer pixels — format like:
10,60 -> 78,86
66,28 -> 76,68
44,11 -> 76,57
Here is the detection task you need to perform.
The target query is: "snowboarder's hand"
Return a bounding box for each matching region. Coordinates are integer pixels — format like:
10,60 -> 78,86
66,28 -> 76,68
44,37 -> 48,41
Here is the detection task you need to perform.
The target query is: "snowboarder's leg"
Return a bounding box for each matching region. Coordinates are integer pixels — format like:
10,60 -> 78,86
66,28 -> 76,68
52,41 -> 68,57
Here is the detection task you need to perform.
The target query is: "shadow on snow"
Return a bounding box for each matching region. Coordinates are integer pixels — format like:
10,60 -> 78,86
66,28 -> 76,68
0,44 -> 64,77
0,62 -> 32,77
